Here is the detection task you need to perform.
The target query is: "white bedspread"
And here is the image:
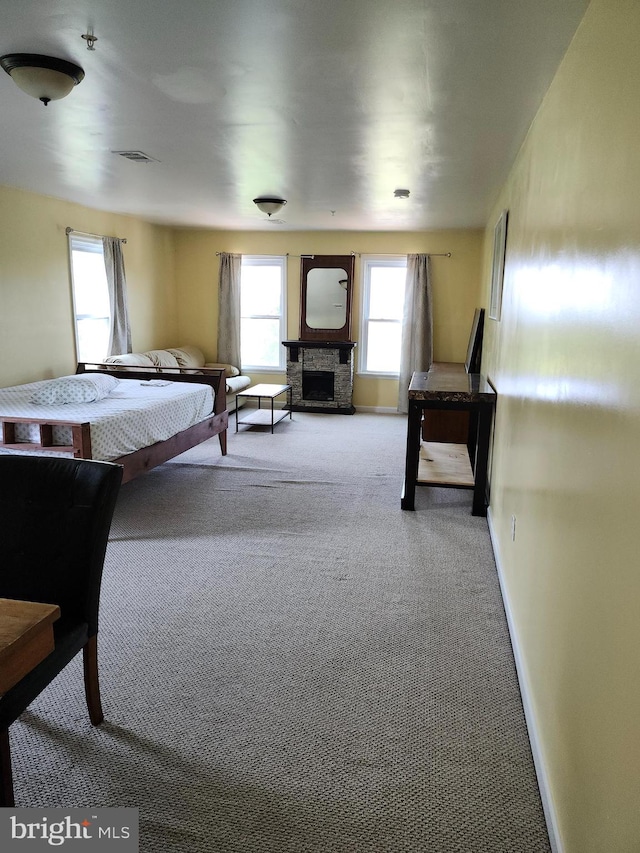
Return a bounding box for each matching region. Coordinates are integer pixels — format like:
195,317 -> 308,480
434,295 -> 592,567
0,377 -> 215,461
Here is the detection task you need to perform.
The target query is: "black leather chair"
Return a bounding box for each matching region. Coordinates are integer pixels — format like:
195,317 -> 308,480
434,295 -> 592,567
0,455 -> 123,806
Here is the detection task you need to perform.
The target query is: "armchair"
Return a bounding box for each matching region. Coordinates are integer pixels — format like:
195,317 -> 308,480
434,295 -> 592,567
0,455 -> 123,806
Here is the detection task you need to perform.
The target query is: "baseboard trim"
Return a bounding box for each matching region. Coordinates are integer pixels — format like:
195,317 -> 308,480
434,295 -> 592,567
237,403 -> 401,414
252,404 -> 400,415
487,508 -> 563,853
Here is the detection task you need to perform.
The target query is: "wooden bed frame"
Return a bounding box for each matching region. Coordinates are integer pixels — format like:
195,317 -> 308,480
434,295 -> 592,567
0,363 -> 228,484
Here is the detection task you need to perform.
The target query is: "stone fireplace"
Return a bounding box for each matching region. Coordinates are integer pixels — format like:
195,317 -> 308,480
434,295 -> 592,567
282,341 -> 356,414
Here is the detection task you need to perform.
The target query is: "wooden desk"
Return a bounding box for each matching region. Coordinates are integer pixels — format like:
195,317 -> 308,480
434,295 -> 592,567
401,364 -> 496,516
0,598 -> 60,694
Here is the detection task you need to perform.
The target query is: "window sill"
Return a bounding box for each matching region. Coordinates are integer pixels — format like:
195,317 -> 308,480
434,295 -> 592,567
242,366 -> 286,374
357,371 -> 400,380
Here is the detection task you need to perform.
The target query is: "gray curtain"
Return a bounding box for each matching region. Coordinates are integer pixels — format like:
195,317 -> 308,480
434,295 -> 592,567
397,253 -> 433,413
102,237 -> 132,356
217,252 -> 242,368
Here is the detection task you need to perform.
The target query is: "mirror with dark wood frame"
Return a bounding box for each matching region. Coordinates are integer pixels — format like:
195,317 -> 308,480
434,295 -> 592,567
299,254 -> 355,342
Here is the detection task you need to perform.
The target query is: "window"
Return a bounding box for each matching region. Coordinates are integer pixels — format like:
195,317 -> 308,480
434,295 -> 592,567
359,256 -> 407,375
240,256 -> 286,371
69,235 -> 110,362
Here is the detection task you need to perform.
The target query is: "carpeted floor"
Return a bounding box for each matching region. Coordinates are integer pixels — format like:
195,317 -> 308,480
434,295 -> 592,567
10,412 -> 550,852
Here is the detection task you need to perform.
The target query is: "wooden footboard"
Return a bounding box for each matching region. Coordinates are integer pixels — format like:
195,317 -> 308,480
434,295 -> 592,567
1,417 -> 92,457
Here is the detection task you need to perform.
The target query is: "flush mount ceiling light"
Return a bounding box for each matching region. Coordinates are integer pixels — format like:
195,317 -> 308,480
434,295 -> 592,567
253,197 -> 287,217
394,188 -> 410,199
0,53 -> 85,105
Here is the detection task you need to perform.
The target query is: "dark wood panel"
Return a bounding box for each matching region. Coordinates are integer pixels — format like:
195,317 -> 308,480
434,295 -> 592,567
422,410 -> 470,443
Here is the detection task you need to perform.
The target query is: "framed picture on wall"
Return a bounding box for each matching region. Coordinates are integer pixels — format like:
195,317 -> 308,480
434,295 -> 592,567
489,209 -> 508,320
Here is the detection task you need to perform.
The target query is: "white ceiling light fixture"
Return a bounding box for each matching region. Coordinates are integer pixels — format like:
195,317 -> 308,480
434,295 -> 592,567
253,197 -> 287,217
0,53 -> 85,105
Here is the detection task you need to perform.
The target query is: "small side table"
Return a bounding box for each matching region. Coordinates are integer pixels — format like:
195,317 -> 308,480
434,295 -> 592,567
0,598 -> 61,695
401,365 -> 496,516
235,384 -> 293,434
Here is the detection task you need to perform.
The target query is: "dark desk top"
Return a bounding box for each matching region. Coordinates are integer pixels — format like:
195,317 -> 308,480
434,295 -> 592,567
408,363 -> 496,403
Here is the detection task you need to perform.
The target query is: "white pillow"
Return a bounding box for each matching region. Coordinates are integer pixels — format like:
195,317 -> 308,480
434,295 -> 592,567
104,353 -> 155,368
30,374 -> 120,405
167,346 -> 206,369
204,362 -> 241,378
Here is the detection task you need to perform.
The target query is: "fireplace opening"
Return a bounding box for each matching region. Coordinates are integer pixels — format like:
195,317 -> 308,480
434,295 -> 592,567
302,370 -> 334,401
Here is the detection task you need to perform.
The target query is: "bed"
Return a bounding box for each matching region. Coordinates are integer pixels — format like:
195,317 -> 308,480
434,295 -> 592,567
0,365 -> 228,483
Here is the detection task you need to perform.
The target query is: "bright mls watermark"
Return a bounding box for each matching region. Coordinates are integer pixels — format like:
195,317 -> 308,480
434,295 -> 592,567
0,808 -> 138,851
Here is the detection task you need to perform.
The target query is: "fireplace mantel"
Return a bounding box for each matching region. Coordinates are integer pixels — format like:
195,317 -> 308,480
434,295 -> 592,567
282,341 -> 356,414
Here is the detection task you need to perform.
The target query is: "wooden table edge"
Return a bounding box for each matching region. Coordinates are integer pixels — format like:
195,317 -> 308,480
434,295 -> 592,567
0,599 -> 61,664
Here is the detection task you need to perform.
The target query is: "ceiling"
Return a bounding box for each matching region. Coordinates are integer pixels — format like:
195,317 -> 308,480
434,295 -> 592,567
0,0 -> 589,232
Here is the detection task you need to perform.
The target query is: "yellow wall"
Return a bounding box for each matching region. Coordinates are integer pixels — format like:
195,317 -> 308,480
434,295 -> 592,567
481,1 -> 640,849
0,185 -> 177,387
174,229 -> 483,408
0,189 -> 482,410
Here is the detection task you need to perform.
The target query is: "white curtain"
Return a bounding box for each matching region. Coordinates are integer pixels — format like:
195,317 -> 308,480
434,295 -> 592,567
102,237 -> 132,356
217,253 -> 242,368
397,253 -> 433,413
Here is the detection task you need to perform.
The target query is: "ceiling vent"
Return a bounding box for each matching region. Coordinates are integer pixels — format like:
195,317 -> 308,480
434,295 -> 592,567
112,150 -> 158,164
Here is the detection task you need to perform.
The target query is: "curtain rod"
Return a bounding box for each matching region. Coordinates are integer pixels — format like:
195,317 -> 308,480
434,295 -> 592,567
65,227 -> 127,244
215,250 -> 451,258
215,252 -> 327,258
351,251 -> 451,258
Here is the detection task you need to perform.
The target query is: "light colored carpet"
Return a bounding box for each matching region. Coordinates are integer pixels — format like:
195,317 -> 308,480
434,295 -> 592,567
10,412 -> 550,852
